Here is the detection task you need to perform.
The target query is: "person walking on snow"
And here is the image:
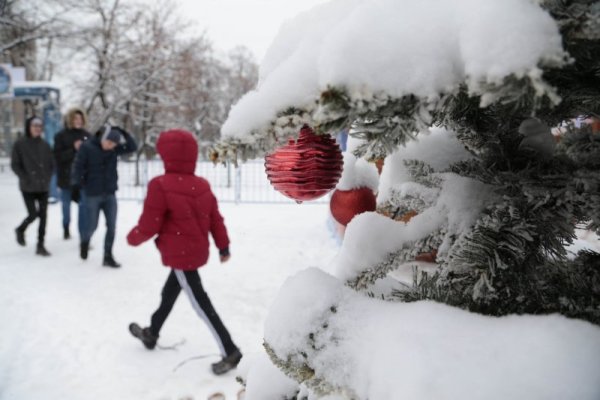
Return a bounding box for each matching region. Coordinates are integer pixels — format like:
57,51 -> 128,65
126,129 -> 242,376
53,108 -> 91,240
71,124 -> 137,267
11,116 -> 55,256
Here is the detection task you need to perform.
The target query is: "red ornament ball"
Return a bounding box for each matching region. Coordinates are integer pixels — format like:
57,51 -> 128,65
265,125 -> 343,202
330,187 -> 377,226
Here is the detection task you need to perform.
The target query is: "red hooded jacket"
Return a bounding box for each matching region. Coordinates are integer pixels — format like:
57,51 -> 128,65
126,129 -> 229,270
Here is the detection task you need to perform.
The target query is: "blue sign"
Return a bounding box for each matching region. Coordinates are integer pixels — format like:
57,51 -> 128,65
0,65 -> 11,96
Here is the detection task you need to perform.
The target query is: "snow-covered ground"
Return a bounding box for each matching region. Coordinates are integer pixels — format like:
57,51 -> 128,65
0,171 -> 338,400
2,166 -> 600,400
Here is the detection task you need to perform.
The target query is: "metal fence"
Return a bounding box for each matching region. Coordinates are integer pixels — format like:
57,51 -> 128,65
0,156 -> 330,204
117,158 -> 330,204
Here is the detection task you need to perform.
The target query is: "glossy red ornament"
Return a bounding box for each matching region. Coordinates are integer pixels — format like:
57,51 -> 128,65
265,125 -> 343,202
330,187 -> 377,226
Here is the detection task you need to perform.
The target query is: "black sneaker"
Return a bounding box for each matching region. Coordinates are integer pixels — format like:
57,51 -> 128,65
211,349 -> 242,375
36,244 -> 51,257
103,253 -> 121,268
128,323 -> 157,350
15,228 -> 25,246
80,242 -> 89,260
64,226 -> 71,240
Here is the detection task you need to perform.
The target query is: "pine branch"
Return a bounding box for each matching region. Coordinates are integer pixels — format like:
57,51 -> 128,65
263,341 -> 358,400
347,233 -> 443,291
391,250 -> 600,324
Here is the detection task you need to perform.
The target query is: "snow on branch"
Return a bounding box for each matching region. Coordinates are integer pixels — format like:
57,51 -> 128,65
258,268 -> 600,400
216,0 -> 567,160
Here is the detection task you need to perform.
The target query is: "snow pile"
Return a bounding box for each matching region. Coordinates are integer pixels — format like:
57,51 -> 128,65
238,352 -> 298,400
336,152 -> 379,191
258,268 -> 600,400
222,0 -> 564,139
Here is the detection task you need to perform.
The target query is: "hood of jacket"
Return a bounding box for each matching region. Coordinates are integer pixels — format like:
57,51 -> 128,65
64,107 -> 88,129
156,129 -> 198,174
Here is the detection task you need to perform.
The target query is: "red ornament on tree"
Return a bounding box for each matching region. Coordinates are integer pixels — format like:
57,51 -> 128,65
265,125 -> 343,202
330,187 -> 377,226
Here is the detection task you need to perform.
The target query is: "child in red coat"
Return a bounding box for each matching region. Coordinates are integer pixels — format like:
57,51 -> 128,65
126,129 -> 241,375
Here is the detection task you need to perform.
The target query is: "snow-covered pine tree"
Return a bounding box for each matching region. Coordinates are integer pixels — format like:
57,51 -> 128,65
216,0 -> 600,398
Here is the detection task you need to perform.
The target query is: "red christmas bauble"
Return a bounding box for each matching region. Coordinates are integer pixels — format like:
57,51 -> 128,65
265,125 -> 343,202
330,187 -> 377,226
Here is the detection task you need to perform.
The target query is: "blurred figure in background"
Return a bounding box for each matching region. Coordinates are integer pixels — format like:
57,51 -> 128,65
71,124 -> 137,267
11,116 -> 55,256
53,108 -> 91,240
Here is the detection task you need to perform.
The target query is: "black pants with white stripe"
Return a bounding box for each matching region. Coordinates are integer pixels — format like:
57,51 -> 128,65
149,269 -> 238,357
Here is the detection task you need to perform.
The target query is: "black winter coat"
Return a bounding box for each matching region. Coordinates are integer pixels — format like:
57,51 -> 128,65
53,128 -> 91,189
71,132 -> 137,196
11,136 -> 55,193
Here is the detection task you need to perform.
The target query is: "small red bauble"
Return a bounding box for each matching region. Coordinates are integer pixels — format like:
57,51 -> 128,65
330,187 -> 377,226
415,249 -> 438,263
265,125 -> 343,202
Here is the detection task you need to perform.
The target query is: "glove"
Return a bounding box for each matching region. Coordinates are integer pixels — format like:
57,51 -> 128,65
71,185 -> 81,204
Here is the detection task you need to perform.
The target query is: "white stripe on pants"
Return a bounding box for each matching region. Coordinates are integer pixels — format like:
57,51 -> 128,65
174,270 -> 227,357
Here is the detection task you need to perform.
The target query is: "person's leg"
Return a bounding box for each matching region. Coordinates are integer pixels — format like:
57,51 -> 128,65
83,195 -> 101,243
18,192 -> 38,228
100,194 -> 121,267
174,270 -> 238,357
149,270 -> 182,336
130,269 -> 181,349
77,190 -> 89,240
60,188 -> 71,232
34,192 -> 51,256
103,194 -> 117,256
81,195 -> 101,259
16,192 -> 37,245
36,192 -> 49,245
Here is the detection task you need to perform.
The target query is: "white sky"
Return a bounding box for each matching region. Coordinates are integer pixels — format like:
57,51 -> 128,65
178,0 -> 330,61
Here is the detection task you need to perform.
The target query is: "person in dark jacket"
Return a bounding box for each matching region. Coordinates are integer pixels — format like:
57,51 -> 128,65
71,124 -> 137,267
11,116 -> 55,256
53,107 -> 91,240
126,129 -> 241,376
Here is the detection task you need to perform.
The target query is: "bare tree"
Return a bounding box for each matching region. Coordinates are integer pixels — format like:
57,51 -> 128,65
165,45 -> 258,157
4,0 -> 259,166
0,0 -> 74,80
225,45 -> 258,102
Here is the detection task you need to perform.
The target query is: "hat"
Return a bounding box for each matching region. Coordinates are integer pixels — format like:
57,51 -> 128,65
101,124 -> 122,144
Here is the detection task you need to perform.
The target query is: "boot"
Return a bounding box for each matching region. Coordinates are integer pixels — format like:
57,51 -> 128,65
15,227 -> 25,246
128,323 -> 158,350
211,348 -> 242,375
36,243 -> 51,257
103,253 -> 121,268
80,241 -> 89,260
64,225 -> 71,240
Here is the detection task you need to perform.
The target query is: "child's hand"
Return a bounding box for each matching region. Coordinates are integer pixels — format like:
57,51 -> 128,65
220,255 -> 231,263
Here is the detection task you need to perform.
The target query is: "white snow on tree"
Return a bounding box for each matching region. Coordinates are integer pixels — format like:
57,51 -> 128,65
218,0 -> 600,399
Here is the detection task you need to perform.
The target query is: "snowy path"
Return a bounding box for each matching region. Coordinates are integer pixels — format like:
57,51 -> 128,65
0,172 -> 338,400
